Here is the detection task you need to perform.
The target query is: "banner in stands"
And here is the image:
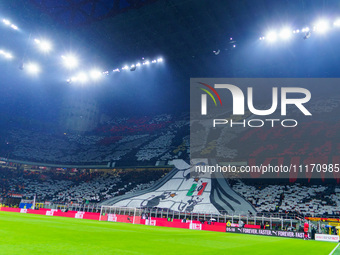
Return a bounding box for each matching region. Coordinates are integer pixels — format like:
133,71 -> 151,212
9,193 -> 23,198
315,234 -> 339,242
226,227 -> 309,239
306,217 -> 340,222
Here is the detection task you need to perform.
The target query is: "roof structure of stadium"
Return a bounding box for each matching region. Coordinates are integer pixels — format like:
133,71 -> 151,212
3,0 -> 340,76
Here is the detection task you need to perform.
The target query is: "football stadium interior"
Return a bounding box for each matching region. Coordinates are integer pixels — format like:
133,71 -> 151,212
1,0 -> 340,254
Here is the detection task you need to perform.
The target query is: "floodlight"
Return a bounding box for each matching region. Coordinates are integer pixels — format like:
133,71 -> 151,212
61,54 -> 78,69
26,63 -> 40,74
76,72 -> 88,83
4,52 -> 13,59
2,19 -> 10,25
152,60 -> 157,63
266,31 -> 277,42
279,28 -> 292,40
10,24 -> 18,30
90,69 -> 102,80
144,60 -> 150,65
0,50 -> 13,59
314,20 -> 329,33
136,63 -> 141,67
302,27 -> 310,33
157,58 -> 163,63
35,39 -> 52,53
334,19 -> 340,27
71,76 -> 78,82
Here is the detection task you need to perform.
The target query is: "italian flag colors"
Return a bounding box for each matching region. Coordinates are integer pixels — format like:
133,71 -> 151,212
186,182 -> 207,196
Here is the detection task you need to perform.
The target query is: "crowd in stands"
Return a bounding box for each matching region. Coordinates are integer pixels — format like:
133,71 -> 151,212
1,166 -> 340,217
0,167 -> 168,204
2,114 -> 189,165
231,180 -> 340,217
136,132 -> 175,161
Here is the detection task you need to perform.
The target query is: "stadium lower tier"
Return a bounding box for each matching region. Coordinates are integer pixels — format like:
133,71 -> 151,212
1,159 -> 340,216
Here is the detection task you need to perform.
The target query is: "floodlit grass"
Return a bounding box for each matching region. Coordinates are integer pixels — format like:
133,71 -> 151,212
0,211 -> 337,255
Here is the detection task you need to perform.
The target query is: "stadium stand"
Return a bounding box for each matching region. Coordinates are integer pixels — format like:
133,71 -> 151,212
1,162 -> 340,217
0,167 -> 168,204
1,114 -> 189,165
231,180 -> 340,216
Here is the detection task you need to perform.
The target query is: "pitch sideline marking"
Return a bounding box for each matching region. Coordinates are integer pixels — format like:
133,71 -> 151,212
329,243 -> 340,255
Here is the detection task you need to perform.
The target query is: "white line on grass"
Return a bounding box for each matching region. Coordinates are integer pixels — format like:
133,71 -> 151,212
329,243 -> 340,255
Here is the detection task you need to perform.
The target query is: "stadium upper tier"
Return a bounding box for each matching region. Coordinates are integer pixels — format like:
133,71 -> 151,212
0,113 -> 189,165
2,96 -> 340,167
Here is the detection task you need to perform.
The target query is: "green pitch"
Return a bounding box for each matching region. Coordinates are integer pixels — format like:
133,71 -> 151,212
0,212 -> 338,255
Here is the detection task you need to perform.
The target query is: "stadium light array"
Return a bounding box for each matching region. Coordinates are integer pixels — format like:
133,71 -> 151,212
2,14 -> 166,84
0,49 -> 13,59
67,72 -> 88,83
67,56 -> 164,83
2,18 -> 19,30
26,63 -> 41,74
279,28 -> 292,40
89,69 -> 103,81
34,39 -> 52,53
314,20 -> 330,33
76,72 -> 88,83
2,19 -> 10,25
334,19 -> 340,27
61,54 -> 78,69
266,31 -> 277,42
260,18 -> 340,42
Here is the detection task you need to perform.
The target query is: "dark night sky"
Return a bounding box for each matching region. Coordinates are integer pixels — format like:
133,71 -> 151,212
1,0 -> 340,126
